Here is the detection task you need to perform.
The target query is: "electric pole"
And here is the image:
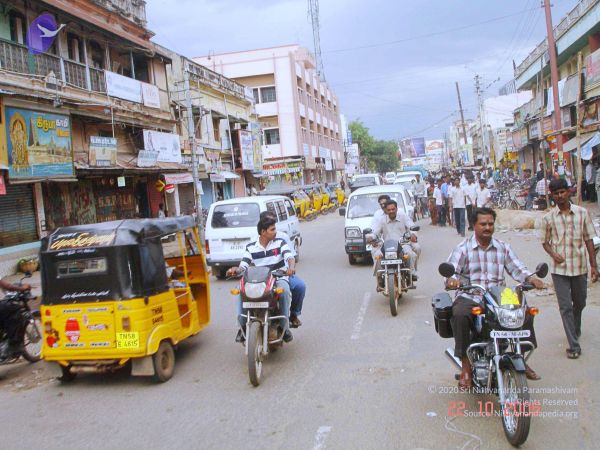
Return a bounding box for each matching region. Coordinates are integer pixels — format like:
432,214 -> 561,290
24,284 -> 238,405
475,74 -> 486,167
455,81 -> 468,145
543,0 -> 564,158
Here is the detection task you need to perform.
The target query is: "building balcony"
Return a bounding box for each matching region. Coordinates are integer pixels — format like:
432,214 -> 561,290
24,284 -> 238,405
256,102 -> 278,117
299,103 -> 306,117
262,143 -> 281,159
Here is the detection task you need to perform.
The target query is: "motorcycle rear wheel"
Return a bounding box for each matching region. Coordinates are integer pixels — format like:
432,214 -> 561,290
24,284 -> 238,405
388,273 -> 399,317
248,321 -> 263,387
22,313 -> 42,362
500,368 -> 531,446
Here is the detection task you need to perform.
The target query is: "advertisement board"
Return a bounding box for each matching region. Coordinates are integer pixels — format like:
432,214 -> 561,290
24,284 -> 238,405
585,48 -> 600,87
89,136 -> 117,167
238,129 -> 254,170
250,122 -> 263,173
105,70 -> 142,103
143,130 -> 182,163
137,150 -> 159,167
400,138 -> 426,159
141,82 -> 161,108
5,107 -> 73,178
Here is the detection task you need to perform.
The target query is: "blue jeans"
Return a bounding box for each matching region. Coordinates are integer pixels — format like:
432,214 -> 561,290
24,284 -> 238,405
289,275 -> 306,317
437,205 -> 446,226
236,279 -> 291,331
526,193 -> 536,210
454,208 -> 465,236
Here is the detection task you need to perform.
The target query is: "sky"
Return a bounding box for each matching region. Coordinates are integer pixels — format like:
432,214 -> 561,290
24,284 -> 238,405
146,0 -> 579,142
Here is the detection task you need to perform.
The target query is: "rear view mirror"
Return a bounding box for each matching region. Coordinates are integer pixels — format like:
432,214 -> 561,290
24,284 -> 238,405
339,207 -> 346,216
410,226 -> 420,232
535,262 -> 548,278
438,262 -> 455,278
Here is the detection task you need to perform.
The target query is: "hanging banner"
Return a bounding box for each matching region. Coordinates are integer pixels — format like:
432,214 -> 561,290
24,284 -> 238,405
105,70 -> 142,103
89,136 -> 117,167
143,130 -> 182,163
141,82 -> 161,108
239,129 -> 254,170
5,107 -> 73,178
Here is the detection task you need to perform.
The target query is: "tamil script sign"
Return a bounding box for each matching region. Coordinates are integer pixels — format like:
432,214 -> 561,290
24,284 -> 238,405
89,136 -> 117,167
5,107 -> 73,178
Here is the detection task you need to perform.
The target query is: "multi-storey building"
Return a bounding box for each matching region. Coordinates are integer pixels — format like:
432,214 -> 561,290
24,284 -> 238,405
0,0 -> 186,274
194,45 -> 344,190
511,0 -> 600,175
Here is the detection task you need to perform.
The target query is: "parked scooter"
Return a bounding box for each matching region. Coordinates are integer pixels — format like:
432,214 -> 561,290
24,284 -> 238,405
230,267 -> 291,387
432,262 -> 548,447
0,273 -> 42,365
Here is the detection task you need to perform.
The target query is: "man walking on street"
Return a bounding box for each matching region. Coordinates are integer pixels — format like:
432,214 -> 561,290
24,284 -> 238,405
541,178 -> 599,359
434,180 -> 445,226
450,178 -> 466,237
476,178 -> 492,208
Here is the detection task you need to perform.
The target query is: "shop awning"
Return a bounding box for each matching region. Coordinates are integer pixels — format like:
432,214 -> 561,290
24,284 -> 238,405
581,132 -> 600,160
220,170 -> 240,180
561,133 -> 596,153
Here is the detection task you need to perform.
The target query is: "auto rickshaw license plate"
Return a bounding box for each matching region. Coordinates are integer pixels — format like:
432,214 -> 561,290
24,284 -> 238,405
116,332 -> 140,349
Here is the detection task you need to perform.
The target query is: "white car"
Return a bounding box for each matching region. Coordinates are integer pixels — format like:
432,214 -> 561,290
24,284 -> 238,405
384,172 -> 396,184
350,173 -> 383,192
339,185 -> 414,265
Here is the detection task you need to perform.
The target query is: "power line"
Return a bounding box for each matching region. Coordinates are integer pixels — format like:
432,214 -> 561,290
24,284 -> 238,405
323,7 -> 540,55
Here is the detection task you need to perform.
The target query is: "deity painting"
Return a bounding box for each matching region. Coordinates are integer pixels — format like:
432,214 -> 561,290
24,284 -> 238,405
8,113 -> 29,170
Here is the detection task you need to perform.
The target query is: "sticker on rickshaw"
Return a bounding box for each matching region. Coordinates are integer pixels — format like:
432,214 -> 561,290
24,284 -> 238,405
49,231 -> 116,250
500,288 -> 520,306
116,332 -> 140,349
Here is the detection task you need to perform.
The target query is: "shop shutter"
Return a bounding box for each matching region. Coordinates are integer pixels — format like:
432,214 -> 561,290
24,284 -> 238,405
0,184 -> 38,247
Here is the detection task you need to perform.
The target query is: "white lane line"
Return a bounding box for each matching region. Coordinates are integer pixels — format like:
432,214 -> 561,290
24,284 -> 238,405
351,292 -> 371,340
313,425 -> 332,450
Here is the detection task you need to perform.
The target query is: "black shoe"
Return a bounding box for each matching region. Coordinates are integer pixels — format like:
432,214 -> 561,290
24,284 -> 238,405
289,315 -> 302,328
283,329 -> 293,342
235,329 -> 245,343
412,274 -> 419,281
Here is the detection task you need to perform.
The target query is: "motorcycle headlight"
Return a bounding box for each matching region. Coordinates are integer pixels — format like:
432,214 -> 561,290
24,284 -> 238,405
384,251 -> 398,259
244,282 -> 266,299
496,306 -> 525,329
345,227 -> 361,238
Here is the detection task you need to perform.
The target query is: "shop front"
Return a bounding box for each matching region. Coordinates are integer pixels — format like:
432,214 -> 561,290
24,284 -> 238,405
262,159 -> 304,192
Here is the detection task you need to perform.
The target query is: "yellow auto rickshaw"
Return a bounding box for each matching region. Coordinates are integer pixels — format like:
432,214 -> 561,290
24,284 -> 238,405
40,216 -> 210,383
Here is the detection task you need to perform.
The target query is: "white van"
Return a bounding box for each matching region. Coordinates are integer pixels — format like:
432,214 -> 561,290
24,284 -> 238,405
339,185 -> 414,264
205,196 -> 301,279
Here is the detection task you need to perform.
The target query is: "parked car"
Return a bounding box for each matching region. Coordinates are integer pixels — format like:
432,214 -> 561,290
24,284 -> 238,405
339,185 -> 414,265
349,174 -> 383,192
205,196 -> 302,279
384,172 -> 396,184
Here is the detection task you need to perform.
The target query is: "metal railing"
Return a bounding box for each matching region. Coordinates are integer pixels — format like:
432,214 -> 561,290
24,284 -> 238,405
185,59 -> 249,101
515,0 -> 598,78
64,59 -> 87,89
89,67 -> 106,92
0,39 -> 62,79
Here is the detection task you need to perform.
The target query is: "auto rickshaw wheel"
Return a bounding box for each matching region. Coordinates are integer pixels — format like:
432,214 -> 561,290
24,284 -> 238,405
58,365 -> 77,383
153,340 -> 175,382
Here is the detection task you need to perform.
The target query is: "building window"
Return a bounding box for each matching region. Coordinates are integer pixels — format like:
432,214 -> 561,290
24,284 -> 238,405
212,117 -> 221,142
89,41 -> 105,69
9,12 -> 26,45
264,128 -> 280,145
252,88 -> 260,104
261,86 -> 277,103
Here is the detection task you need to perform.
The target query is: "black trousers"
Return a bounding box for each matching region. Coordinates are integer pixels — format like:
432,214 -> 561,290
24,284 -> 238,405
451,296 -> 537,358
466,205 -> 474,230
0,301 -> 22,344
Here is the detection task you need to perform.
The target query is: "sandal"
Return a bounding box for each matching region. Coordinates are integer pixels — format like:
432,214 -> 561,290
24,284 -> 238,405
566,349 -> 581,359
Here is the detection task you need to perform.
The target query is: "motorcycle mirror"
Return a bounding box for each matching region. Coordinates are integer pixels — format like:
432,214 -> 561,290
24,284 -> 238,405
438,262 -> 456,278
362,228 -> 372,235
410,225 -> 420,232
535,262 -> 548,278
339,207 -> 346,216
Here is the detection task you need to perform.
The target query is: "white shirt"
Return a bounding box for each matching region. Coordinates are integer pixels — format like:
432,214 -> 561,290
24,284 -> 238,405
476,187 -> 491,207
371,208 -> 386,229
460,175 -> 468,188
433,187 -> 443,206
486,177 -> 495,189
450,186 -> 466,209
464,183 -> 477,206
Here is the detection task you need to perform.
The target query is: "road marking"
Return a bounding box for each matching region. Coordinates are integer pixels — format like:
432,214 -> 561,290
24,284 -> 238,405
313,425 -> 332,450
351,292 -> 371,340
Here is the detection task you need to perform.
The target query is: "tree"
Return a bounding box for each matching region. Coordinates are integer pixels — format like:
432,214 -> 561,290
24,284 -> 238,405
348,120 -> 399,173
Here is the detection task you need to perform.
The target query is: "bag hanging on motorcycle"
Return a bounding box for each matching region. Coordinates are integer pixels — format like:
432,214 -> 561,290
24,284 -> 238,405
431,293 -> 453,338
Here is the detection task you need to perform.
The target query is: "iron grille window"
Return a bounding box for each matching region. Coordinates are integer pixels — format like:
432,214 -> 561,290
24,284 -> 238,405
260,86 -> 277,103
264,128 -> 280,145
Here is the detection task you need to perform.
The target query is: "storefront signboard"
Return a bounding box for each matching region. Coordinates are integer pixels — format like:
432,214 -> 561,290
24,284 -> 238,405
89,136 -> 117,167
138,150 -> 159,167
143,130 -> 182,163
5,107 -> 73,178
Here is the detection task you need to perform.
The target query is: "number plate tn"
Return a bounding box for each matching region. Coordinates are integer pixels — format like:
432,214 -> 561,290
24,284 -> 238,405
116,332 -> 139,349
242,302 -> 269,309
381,259 -> 402,265
490,330 -> 530,338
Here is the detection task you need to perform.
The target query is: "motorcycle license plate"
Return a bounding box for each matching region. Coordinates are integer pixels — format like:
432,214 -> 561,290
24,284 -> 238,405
381,259 -> 402,265
490,330 -> 530,338
242,302 -> 269,309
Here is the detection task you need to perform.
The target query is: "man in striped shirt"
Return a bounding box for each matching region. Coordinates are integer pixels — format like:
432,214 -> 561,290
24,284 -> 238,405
227,215 -> 295,342
445,207 -> 544,388
542,178 -> 599,359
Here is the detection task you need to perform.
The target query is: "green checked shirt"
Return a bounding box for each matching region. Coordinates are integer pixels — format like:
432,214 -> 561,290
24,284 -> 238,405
542,204 -> 596,276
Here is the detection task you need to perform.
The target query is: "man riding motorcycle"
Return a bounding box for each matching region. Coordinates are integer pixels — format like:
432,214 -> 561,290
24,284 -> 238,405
368,200 -> 421,289
0,278 -> 32,358
444,207 -> 544,389
226,216 -> 296,342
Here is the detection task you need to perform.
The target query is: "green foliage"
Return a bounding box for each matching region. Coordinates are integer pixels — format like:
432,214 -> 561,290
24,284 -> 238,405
348,120 -> 399,173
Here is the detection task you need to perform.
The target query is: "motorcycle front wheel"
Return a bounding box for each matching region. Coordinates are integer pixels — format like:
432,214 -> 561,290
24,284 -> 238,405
388,273 -> 400,316
500,368 -> 531,446
22,312 -> 42,362
247,321 -> 263,387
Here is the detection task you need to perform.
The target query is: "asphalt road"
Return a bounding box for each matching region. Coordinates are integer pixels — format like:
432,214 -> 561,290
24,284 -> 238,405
1,212 -> 599,449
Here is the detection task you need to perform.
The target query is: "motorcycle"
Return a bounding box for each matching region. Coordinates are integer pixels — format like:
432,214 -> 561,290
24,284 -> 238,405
230,267 -> 291,387
365,226 -> 419,316
0,274 -> 43,364
433,262 -> 548,447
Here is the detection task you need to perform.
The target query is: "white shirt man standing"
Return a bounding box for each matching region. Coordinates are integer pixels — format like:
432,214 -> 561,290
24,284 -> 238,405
463,177 -> 477,231
476,179 -> 492,208
449,178 -> 467,237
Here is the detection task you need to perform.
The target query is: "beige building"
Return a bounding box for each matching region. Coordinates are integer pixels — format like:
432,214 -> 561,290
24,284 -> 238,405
195,44 -> 344,191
